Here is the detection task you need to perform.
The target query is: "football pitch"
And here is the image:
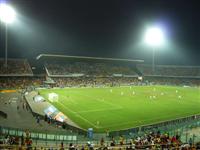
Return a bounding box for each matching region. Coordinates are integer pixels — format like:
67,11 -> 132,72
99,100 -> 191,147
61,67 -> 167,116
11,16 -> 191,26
38,85 -> 200,132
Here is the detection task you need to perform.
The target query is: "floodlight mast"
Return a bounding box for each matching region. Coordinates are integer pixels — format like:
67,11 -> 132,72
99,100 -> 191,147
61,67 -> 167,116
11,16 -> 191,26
152,47 -> 155,73
5,24 -> 8,68
0,3 -> 16,68
145,27 -> 164,73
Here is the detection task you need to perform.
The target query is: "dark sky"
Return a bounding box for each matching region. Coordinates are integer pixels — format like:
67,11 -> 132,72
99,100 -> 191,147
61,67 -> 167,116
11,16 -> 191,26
0,0 -> 200,65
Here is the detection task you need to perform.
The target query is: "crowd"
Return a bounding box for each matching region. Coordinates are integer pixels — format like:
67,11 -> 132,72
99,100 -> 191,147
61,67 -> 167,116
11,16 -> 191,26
0,77 -> 44,89
0,59 -> 33,75
1,58 -> 200,79
144,77 -> 200,86
1,75 -> 200,89
0,76 -> 140,89
1,131 -> 199,149
0,132 -> 33,150
53,77 -> 139,87
138,64 -> 200,77
0,58 -> 200,89
45,61 -> 137,76
107,131 -> 184,149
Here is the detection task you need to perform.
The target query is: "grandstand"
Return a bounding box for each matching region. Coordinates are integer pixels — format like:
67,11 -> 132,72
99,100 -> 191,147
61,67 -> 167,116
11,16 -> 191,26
1,55 -> 200,149
0,58 -> 33,76
40,54 -> 143,78
138,64 -> 200,78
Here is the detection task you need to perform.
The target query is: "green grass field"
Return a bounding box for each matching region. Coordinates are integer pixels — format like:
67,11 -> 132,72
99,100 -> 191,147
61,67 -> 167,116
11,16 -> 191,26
38,85 -> 200,132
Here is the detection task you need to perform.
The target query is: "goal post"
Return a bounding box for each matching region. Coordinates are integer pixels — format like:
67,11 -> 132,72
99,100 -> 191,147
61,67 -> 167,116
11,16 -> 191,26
48,93 -> 58,102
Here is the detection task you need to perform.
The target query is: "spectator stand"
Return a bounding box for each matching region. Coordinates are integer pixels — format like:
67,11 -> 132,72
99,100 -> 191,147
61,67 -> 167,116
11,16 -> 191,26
0,58 -> 33,76
137,64 -> 200,78
36,54 -> 143,78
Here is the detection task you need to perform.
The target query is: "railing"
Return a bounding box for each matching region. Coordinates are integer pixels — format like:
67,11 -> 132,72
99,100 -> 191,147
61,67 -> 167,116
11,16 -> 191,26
109,114 -> 200,138
1,118 -> 200,147
1,109 -> 200,147
0,143 -> 198,150
0,126 -> 79,146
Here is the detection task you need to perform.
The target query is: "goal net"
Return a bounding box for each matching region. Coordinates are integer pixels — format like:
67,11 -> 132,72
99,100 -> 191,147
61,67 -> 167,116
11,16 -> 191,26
48,93 -> 58,102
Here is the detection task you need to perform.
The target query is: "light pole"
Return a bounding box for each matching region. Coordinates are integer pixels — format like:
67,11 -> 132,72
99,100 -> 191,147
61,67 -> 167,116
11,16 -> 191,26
152,47 -> 155,72
0,3 -> 16,68
145,27 -> 164,73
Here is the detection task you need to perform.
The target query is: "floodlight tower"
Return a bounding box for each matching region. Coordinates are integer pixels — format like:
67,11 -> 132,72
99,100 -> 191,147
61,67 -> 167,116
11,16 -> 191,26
145,27 -> 164,73
0,3 -> 16,68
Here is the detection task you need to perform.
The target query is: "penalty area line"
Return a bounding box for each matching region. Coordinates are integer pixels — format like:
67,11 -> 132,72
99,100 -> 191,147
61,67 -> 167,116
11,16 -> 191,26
57,101 -> 101,128
77,107 -> 122,113
73,92 -> 123,109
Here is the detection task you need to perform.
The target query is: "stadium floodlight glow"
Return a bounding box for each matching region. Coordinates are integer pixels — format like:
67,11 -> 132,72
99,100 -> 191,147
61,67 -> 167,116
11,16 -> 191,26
144,26 -> 165,73
145,27 -> 164,47
0,3 -> 16,24
0,3 -> 16,68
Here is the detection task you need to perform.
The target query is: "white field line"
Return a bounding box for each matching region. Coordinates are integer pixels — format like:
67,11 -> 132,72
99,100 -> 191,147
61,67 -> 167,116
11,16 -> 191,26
63,96 -> 78,105
57,101 -> 100,128
58,94 -> 123,128
101,111 -> 192,129
77,107 -> 122,113
72,92 -> 123,109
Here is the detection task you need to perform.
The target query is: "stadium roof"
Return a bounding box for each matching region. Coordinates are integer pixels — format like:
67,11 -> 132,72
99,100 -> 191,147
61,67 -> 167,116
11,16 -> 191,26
36,54 -> 144,63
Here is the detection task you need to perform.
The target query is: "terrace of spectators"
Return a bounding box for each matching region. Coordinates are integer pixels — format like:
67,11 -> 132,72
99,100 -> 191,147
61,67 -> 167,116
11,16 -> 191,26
45,62 -> 139,77
37,54 -> 143,78
137,64 -> 200,78
0,58 -> 33,76
0,77 -> 43,89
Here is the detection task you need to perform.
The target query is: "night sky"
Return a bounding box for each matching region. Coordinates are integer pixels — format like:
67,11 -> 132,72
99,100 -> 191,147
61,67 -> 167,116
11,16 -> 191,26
0,0 -> 200,65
